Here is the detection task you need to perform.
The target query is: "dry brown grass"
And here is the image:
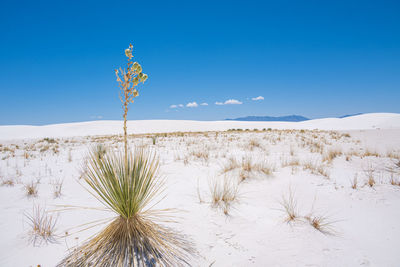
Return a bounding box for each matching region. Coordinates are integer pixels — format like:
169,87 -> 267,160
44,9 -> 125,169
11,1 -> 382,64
1,177 -> 15,186
51,179 -> 63,198
190,149 -> 209,162
364,167 -> 376,187
389,175 -> 400,186
361,149 -> 380,158
304,213 -> 336,235
322,148 -> 343,163
222,157 -> 239,173
281,157 -> 300,168
24,181 -> 38,197
302,160 -> 330,179
26,205 -> 58,246
210,177 -> 239,215
241,156 -> 255,172
248,139 -> 261,150
350,174 -> 358,189
279,189 -> 299,223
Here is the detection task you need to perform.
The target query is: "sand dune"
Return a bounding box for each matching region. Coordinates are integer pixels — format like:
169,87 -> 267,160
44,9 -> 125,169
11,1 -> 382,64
1,113 -> 399,140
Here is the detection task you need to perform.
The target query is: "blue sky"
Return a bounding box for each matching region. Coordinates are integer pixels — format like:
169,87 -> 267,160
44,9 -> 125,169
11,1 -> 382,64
0,0 -> 399,125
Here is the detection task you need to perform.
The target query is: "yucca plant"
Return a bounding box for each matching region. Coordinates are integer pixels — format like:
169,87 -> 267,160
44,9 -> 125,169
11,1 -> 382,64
58,148 -> 192,266
58,44 -> 193,266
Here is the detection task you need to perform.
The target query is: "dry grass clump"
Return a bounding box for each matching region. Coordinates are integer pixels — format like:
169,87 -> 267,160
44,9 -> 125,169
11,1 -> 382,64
51,179 -> 63,198
279,189 -> 337,235
190,149 -> 209,162
316,165 -> 330,179
389,175 -> 400,186
58,147 -> 193,266
302,160 -> 330,179
279,189 -> 299,223
281,157 -> 300,168
248,138 -> 261,150
210,177 -> 239,215
258,161 -> 275,176
364,167 -> 376,187
24,181 -> 38,197
26,205 -> 58,246
1,177 -> 15,186
386,151 -> 400,160
241,156 -> 255,172
222,156 -> 239,173
350,174 -> 358,189
304,213 -> 336,235
361,149 -> 380,158
239,157 -> 274,182
322,147 -> 342,163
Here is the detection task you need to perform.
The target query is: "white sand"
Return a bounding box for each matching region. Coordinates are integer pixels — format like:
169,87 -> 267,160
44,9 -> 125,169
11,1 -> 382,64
0,113 -> 400,266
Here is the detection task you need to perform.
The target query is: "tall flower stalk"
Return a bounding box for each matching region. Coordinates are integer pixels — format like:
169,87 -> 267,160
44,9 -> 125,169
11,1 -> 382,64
115,44 -> 148,164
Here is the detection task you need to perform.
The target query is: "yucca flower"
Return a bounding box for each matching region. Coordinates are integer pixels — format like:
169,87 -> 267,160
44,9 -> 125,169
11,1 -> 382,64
126,49 -> 133,59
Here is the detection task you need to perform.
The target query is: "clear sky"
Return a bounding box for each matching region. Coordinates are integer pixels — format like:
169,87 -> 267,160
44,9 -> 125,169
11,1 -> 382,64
0,0 -> 399,125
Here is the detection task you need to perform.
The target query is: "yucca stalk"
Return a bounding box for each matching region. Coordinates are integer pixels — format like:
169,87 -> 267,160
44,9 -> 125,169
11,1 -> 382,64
115,44 -> 148,165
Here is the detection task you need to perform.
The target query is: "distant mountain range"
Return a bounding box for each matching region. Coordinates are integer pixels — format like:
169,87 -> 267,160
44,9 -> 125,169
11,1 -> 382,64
226,113 -> 364,122
338,113 -> 364,118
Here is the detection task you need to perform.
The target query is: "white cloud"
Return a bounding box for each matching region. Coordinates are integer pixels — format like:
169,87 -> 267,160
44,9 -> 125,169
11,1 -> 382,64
224,99 -> 242,105
252,96 -> 264,101
90,115 -> 103,119
186,102 -> 198,108
178,104 -> 184,108
170,104 -> 178,108
200,102 -> 208,106
215,101 -> 224,105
